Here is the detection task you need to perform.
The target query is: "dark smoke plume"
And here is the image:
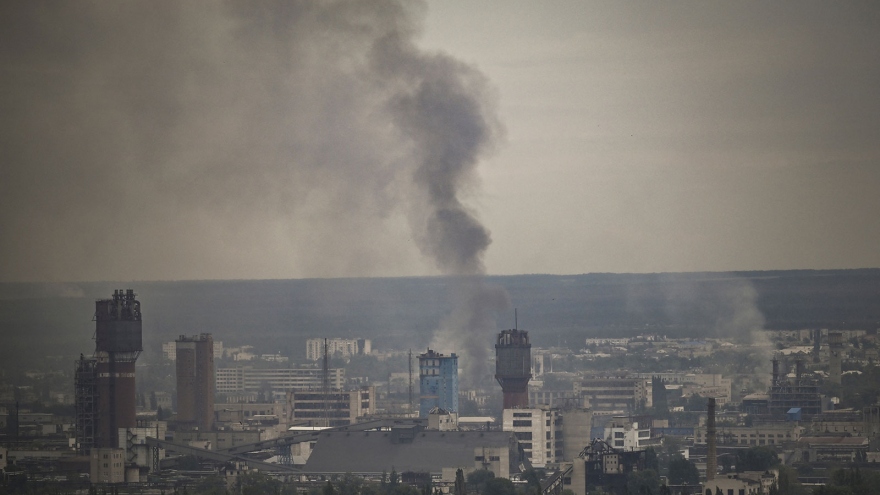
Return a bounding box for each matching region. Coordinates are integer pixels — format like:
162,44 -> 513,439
1,1 -> 507,385
368,14 -> 510,387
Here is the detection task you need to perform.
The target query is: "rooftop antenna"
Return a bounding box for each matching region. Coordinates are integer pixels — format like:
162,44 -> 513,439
322,338 -> 329,427
408,349 -> 413,413
515,308 -> 518,330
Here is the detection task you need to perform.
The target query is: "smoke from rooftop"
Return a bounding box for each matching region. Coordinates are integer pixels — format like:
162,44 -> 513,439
0,1 -> 507,383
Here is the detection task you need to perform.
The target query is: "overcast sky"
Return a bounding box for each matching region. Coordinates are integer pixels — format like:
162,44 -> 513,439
2,1 -> 879,282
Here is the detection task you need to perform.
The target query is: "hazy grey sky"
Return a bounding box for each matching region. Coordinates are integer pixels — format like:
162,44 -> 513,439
2,1 -> 879,282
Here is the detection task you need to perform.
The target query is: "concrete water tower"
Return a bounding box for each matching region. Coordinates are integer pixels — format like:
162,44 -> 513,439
495,328 -> 531,409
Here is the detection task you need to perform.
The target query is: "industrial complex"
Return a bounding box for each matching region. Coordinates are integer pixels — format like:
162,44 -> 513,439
1,289 -> 880,495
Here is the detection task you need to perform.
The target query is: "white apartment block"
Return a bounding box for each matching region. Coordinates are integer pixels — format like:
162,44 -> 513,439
306,338 -> 371,361
603,416 -> 650,450
502,406 -> 563,467
216,367 -> 345,394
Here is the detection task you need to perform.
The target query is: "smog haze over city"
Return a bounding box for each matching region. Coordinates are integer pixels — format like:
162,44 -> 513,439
2,1 -> 880,284
5,3 -> 880,491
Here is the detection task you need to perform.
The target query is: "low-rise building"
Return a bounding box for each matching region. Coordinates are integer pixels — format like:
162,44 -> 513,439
304,428 -> 529,479
706,473 -> 763,495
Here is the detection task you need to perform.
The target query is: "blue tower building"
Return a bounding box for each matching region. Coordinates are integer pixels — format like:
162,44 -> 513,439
418,349 -> 458,417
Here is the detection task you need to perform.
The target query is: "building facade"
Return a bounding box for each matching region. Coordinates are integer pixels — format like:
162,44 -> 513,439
215,367 -> 345,394
419,350 -> 458,417
285,386 -> 376,427
305,338 -> 371,361
577,374 -> 647,412
603,416 -> 651,451
502,406 -> 563,467
176,333 -> 215,431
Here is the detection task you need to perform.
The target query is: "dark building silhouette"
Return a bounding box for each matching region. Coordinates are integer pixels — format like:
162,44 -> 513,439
176,333 -> 215,430
495,329 -> 531,409
75,289 -> 143,452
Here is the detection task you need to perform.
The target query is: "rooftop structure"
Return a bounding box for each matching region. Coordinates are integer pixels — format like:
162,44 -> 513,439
304,428 -> 529,478
495,329 -> 531,409
76,289 -> 143,451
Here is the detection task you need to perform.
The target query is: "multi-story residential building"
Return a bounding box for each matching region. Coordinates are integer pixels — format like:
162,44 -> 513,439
502,406 -> 563,467
215,367 -> 344,394
419,349 -> 458,417
305,338 -> 371,361
284,386 -> 376,427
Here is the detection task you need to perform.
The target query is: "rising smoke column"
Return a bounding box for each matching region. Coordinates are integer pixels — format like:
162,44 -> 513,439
369,18 -> 510,388
0,1 -> 508,382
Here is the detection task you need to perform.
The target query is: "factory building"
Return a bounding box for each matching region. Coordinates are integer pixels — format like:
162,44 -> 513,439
768,357 -> 823,417
418,349 -> 458,417
176,333 -> 215,431
304,427 -> 530,479
495,329 -> 531,409
577,374 -> 647,412
75,290 -> 143,453
565,439 -> 647,495
285,386 -> 376,427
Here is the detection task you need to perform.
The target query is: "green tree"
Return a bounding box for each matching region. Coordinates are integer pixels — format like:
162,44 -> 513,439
776,465 -> 807,495
734,447 -> 779,472
323,481 -> 336,495
521,468 -> 544,495
192,475 -> 226,495
484,478 -> 516,495
667,456 -> 699,485
467,469 -> 495,494
644,448 -> 659,472
238,472 -> 282,495
454,469 -> 466,495
337,474 -> 364,495
627,470 -> 660,495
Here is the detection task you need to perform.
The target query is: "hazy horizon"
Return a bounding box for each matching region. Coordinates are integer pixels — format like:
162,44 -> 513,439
3,1 -> 879,283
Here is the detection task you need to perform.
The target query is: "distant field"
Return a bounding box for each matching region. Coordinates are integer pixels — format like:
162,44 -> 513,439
1,269 -> 879,369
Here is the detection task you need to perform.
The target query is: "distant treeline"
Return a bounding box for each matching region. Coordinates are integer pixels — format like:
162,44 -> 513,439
1,269 -> 879,370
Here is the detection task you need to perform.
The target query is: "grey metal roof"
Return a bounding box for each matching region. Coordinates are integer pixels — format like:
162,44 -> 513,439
304,429 -> 519,474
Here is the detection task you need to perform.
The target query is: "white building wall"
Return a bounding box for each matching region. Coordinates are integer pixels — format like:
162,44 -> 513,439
502,407 -> 561,467
305,338 -> 371,361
